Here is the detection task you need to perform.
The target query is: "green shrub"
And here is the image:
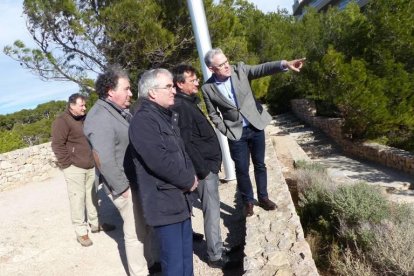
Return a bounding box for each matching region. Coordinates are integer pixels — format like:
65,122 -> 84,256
296,162 -> 337,237
329,182 -> 390,225
295,160 -> 414,275
0,130 -> 25,153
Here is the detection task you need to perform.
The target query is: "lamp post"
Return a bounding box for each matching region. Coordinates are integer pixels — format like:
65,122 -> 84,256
186,0 -> 236,181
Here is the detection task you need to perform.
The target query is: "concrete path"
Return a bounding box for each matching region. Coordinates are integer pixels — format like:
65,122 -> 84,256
273,113 -> 414,204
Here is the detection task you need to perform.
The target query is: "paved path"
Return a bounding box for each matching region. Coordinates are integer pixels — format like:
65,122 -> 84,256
273,113 -> 414,204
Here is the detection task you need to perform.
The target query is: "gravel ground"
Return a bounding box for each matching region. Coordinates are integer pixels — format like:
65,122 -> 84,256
0,169 -> 246,276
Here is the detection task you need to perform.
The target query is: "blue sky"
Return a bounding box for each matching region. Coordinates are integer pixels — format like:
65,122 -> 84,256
0,0 -> 293,115
0,0 -> 79,115
245,0 -> 294,13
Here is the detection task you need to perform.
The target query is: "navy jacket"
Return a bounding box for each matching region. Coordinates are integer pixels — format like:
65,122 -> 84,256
172,92 -> 221,180
129,99 -> 195,227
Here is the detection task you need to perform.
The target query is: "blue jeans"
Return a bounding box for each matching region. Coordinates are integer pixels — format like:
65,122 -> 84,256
228,126 -> 268,204
154,218 -> 193,276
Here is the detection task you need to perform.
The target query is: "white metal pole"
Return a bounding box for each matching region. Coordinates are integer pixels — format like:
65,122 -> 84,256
186,0 -> 236,181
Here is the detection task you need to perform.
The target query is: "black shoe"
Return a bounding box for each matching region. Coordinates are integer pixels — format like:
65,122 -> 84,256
222,244 -> 242,255
91,223 -> 116,233
208,255 -> 240,269
192,232 -> 204,242
148,262 -> 162,275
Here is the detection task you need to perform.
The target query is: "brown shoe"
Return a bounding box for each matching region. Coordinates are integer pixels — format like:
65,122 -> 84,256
77,235 -> 93,247
245,203 -> 254,217
90,223 -> 116,233
258,197 -> 277,211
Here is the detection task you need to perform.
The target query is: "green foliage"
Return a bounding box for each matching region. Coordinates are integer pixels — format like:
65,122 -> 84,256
266,76 -> 303,114
272,1 -> 414,149
296,161 -> 414,275
13,118 -> 54,146
298,170 -> 390,244
0,101 -> 66,131
0,131 -> 25,153
86,92 -> 99,109
0,100 -> 66,153
3,0 -> 414,151
294,159 -> 326,172
313,47 -> 392,139
330,183 -> 389,225
298,183 -> 333,235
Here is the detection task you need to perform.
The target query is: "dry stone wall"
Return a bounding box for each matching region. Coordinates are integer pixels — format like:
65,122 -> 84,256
0,142 -> 58,190
291,99 -> 414,175
243,125 -> 319,276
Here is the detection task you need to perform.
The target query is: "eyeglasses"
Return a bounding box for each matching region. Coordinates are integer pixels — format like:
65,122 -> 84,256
153,84 -> 176,92
187,78 -> 200,84
213,60 -> 229,69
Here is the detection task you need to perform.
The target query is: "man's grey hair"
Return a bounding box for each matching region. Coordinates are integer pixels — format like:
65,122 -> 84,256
204,48 -> 224,67
138,68 -> 173,98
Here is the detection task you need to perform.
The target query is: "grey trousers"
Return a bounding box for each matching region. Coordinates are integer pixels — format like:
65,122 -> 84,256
197,172 -> 223,261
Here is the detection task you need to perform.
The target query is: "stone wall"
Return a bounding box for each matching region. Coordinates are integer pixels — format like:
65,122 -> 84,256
291,99 -> 414,175
0,142 -> 58,190
243,125 -> 319,276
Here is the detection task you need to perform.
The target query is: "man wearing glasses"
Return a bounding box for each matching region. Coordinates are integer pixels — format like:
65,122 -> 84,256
84,66 -> 158,275
171,64 -> 240,269
129,68 -> 198,276
202,48 -> 305,217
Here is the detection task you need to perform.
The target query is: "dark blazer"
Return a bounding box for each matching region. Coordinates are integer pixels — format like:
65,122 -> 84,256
201,61 -> 285,140
172,92 -> 222,180
129,99 -> 195,227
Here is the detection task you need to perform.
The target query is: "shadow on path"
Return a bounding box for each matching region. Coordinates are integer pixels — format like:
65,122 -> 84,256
275,112 -> 413,190
192,185 -> 246,276
97,188 -> 129,275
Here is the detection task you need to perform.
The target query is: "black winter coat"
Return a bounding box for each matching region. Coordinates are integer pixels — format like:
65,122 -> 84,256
172,92 -> 222,180
129,99 -> 196,227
